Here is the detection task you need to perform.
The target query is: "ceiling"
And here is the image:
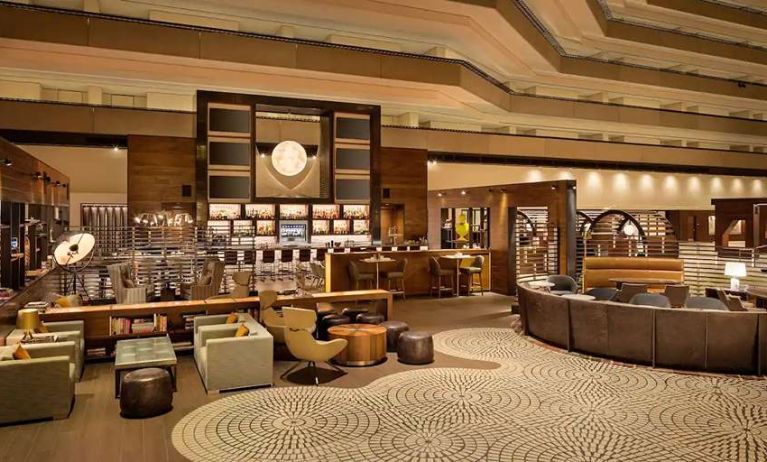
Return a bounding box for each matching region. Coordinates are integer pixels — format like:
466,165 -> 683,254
1,0 -> 767,154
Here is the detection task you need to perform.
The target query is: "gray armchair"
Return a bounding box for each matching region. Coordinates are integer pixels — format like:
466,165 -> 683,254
183,258 -> 225,300
547,274 -> 578,295
107,262 -> 151,304
0,341 -> 77,424
193,313 -> 273,393
6,320 -> 85,380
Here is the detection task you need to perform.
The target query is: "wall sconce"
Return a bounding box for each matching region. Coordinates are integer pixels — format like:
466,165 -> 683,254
460,190 -> 467,195
437,192 -> 444,197
0,158 -> 11,167
32,171 -> 43,180
43,173 -> 51,185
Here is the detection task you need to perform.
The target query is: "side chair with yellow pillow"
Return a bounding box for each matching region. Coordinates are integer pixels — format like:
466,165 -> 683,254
192,312 -> 273,393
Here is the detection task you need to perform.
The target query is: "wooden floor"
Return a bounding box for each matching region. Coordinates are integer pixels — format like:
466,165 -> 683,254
0,293 -> 513,462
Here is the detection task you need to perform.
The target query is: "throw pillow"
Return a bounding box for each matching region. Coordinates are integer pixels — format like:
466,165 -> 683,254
35,323 -> 50,334
199,274 -> 213,286
55,296 -> 72,308
122,276 -> 135,289
235,323 -> 250,337
225,312 -> 239,324
13,345 -> 31,360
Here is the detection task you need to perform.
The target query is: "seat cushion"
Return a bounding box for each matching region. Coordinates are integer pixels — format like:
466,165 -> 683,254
385,272 -> 404,279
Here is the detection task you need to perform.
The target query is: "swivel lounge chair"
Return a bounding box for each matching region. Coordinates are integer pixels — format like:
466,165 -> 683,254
182,258 -> 224,300
281,307 -> 347,386
547,274 -> 578,295
585,287 -> 618,301
629,293 -> 671,308
685,296 -> 727,310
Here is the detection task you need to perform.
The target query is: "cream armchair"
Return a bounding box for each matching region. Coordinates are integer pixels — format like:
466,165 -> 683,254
107,262 -> 151,304
6,320 -> 85,380
0,341 -> 77,424
193,313 -> 273,393
231,271 -> 252,298
281,307 -> 347,386
259,290 -> 315,344
182,258 -> 224,300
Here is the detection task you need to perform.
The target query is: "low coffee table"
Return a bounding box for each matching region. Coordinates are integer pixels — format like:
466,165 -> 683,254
328,323 -> 386,366
114,335 -> 177,397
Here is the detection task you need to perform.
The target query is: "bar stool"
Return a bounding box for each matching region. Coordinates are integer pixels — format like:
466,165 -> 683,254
383,258 -> 407,300
348,261 -> 374,290
381,246 -> 393,251
429,257 -> 454,297
298,248 -> 312,276
315,248 -> 327,264
459,255 -> 485,296
260,249 -> 276,281
279,249 -> 295,279
396,246 -> 408,251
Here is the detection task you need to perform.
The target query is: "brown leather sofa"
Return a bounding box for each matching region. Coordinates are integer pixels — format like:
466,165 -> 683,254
582,257 -> 684,291
519,283 -> 767,375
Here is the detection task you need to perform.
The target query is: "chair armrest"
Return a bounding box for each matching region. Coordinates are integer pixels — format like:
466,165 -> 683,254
193,315 -> 230,333
198,324 -> 237,346
45,321 -> 84,336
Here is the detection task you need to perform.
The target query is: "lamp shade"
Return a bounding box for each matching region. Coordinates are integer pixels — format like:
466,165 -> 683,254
724,262 -> 747,278
16,308 -> 41,331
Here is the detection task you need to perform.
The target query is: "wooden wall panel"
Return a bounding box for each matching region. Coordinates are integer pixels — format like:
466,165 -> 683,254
380,147 -> 428,240
0,137 -> 69,206
127,135 -> 196,218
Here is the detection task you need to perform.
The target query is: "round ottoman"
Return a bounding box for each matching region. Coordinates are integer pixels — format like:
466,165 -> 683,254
380,320 -> 409,352
397,331 -> 434,365
320,314 -> 351,340
120,368 -> 173,418
328,324 -> 387,366
342,307 -> 369,322
356,313 -> 384,325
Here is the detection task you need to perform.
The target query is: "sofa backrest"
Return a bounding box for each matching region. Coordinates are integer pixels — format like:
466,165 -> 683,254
583,257 -> 684,290
518,282 -> 766,375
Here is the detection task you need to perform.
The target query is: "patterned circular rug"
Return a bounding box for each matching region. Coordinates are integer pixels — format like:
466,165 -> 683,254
172,327 -> 767,461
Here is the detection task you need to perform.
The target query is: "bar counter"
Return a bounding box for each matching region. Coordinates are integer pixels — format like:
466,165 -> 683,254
325,249 -> 491,296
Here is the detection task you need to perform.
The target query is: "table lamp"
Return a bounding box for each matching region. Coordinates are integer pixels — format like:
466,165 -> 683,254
16,308 -> 41,341
724,262 -> 747,291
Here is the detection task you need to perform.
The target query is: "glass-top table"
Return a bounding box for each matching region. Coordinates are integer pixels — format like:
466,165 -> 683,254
114,335 -> 177,397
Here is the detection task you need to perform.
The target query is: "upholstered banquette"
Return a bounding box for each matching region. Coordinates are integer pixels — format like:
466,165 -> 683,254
518,283 -> 767,375
582,257 -> 684,291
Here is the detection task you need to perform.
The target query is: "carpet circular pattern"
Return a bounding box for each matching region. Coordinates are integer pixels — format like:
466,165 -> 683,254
173,328 -> 767,462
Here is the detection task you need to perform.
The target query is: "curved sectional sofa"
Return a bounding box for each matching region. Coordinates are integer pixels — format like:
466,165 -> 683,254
518,283 -> 767,375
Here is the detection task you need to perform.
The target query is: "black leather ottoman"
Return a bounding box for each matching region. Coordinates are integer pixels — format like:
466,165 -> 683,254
397,331 -> 434,365
380,320 -> 409,352
356,313 -> 385,324
320,314 -> 351,340
120,368 -> 173,418
342,308 -> 369,322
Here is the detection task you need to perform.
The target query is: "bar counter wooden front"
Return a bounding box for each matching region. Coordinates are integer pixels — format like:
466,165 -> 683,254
325,249 -> 491,296
42,290 -> 392,359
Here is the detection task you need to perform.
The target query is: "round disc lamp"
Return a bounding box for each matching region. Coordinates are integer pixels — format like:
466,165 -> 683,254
271,140 -> 308,176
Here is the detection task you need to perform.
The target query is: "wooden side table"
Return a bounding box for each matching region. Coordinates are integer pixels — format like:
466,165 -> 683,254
328,323 -> 386,366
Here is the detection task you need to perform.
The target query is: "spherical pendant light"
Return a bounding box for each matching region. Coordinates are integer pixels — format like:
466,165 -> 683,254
271,140 -> 308,176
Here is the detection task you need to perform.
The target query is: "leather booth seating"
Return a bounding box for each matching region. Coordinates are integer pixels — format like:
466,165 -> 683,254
518,283 -> 767,375
582,257 -> 683,291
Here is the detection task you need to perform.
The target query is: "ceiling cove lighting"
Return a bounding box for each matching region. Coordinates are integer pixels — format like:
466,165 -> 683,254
271,140 -> 307,176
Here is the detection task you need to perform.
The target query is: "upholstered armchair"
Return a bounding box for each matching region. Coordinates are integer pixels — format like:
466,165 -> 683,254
182,258 -> 224,300
193,312 -> 273,393
6,320 -> 85,380
107,262 -> 151,304
0,341 -> 77,424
